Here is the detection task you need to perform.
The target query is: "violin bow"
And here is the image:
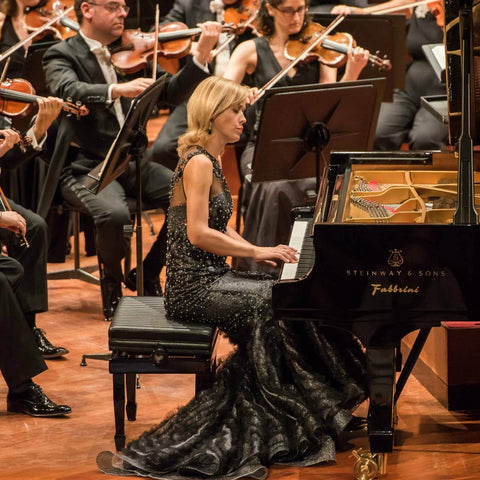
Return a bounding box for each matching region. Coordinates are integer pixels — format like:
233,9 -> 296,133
371,0 -> 439,15
152,4 -> 160,81
0,186 -> 30,248
255,14 -> 346,102
0,58 -> 10,84
0,6 -> 74,63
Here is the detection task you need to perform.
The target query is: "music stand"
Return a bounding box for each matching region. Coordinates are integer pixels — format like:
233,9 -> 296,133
82,73 -> 168,294
420,94 -> 449,124
251,78 -> 385,192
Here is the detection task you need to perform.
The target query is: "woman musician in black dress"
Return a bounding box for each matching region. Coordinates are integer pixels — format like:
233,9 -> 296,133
97,75 -> 367,480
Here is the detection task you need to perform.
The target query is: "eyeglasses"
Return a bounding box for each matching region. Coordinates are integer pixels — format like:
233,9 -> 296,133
272,5 -> 307,17
87,2 -> 130,14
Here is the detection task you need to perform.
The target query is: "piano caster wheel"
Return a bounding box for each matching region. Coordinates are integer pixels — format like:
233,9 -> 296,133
352,449 -> 387,480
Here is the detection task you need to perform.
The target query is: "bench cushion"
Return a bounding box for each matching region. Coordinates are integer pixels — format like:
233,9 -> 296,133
109,296 -> 216,356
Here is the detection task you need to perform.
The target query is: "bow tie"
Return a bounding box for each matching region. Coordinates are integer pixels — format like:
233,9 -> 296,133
209,0 -> 225,14
91,45 -> 111,64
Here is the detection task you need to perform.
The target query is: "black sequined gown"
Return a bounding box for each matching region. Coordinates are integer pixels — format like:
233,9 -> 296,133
97,147 -> 368,479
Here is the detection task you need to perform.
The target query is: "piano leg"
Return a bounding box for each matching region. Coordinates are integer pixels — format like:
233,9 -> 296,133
394,328 -> 431,405
366,347 -> 396,454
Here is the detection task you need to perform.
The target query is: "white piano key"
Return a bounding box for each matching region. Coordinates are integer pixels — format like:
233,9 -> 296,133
280,219 -> 309,281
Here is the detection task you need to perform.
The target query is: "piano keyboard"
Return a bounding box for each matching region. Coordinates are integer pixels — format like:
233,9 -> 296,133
280,217 -> 314,281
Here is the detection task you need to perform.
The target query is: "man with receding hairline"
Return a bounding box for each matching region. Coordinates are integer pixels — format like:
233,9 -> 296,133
41,0 -> 221,318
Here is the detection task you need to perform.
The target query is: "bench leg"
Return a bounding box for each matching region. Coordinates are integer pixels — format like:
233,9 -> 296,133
113,373 -> 126,451
126,373 -> 137,421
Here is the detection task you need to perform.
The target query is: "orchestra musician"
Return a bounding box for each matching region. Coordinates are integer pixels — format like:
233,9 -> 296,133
0,0 -> 79,265
0,97 -> 71,359
40,0 -> 222,318
0,217 -> 71,417
97,75 -> 367,479
331,0 -> 449,151
0,0 -> 47,207
0,123 -> 70,416
0,99 -> 68,362
0,0 -> 42,78
148,0 -> 256,171
222,0 -> 369,272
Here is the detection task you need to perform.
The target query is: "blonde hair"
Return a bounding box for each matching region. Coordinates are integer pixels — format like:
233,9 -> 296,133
177,76 -> 250,158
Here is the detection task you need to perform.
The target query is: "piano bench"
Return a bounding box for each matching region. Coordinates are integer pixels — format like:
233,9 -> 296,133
108,296 -> 219,451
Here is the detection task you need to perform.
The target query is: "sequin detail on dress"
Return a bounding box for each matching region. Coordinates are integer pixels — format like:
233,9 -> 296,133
97,146 -> 368,479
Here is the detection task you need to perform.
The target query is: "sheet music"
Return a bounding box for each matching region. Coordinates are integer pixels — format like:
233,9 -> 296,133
87,129 -> 120,181
431,44 -> 446,71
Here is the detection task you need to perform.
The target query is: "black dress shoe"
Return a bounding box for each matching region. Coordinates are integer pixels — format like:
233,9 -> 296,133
7,384 -> 72,417
125,268 -> 163,296
33,328 -> 69,359
101,276 -> 123,321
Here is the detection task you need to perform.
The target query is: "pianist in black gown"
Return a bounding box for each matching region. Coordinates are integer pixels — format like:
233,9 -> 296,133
97,76 -> 367,480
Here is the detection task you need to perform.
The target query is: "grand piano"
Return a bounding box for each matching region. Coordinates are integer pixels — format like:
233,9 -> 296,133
273,0 -> 480,477
274,150 -> 480,470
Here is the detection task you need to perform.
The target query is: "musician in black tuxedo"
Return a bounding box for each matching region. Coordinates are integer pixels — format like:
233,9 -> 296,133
0,251 -> 71,417
0,129 -> 71,418
0,100 -> 70,359
148,0 -> 255,170
40,0 -> 221,317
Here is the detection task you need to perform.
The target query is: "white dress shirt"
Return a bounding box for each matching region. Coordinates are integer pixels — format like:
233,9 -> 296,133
79,30 -> 126,127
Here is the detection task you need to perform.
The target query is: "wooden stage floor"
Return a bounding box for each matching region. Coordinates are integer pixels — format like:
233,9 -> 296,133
2,218 -> 480,479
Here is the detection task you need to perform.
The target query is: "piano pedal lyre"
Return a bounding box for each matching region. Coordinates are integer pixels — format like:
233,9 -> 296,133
352,449 -> 387,479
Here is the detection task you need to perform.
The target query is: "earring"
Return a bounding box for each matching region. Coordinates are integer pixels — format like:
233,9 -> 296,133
208,121 -> 212,135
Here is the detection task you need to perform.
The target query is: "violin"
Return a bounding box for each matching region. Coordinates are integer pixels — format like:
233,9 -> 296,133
0,5 -> 75,64
111,22 -> 239,75
0,78 -> 89,118
211,0 -> 261,58
255,14 -> 347,101
223,0 -> 261,33
0,186 -> 29,248
0,126 -> 32,151
25,0 -> 79,40
285,21 -> 392,70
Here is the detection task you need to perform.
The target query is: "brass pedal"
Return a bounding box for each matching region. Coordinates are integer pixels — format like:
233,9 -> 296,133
352,448 -> 387,480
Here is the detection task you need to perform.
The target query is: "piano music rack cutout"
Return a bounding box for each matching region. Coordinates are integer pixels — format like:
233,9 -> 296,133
342,170 -> 480,224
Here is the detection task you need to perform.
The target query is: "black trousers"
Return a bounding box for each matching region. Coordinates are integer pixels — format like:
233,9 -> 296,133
0,255 -> 47,389
0,200 -> 48,314
60,160 -> 173,283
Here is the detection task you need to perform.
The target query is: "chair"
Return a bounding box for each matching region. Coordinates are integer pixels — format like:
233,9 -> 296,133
107,296 -> 219,450
49,199 -> 162,322
47,204 -> 100,285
